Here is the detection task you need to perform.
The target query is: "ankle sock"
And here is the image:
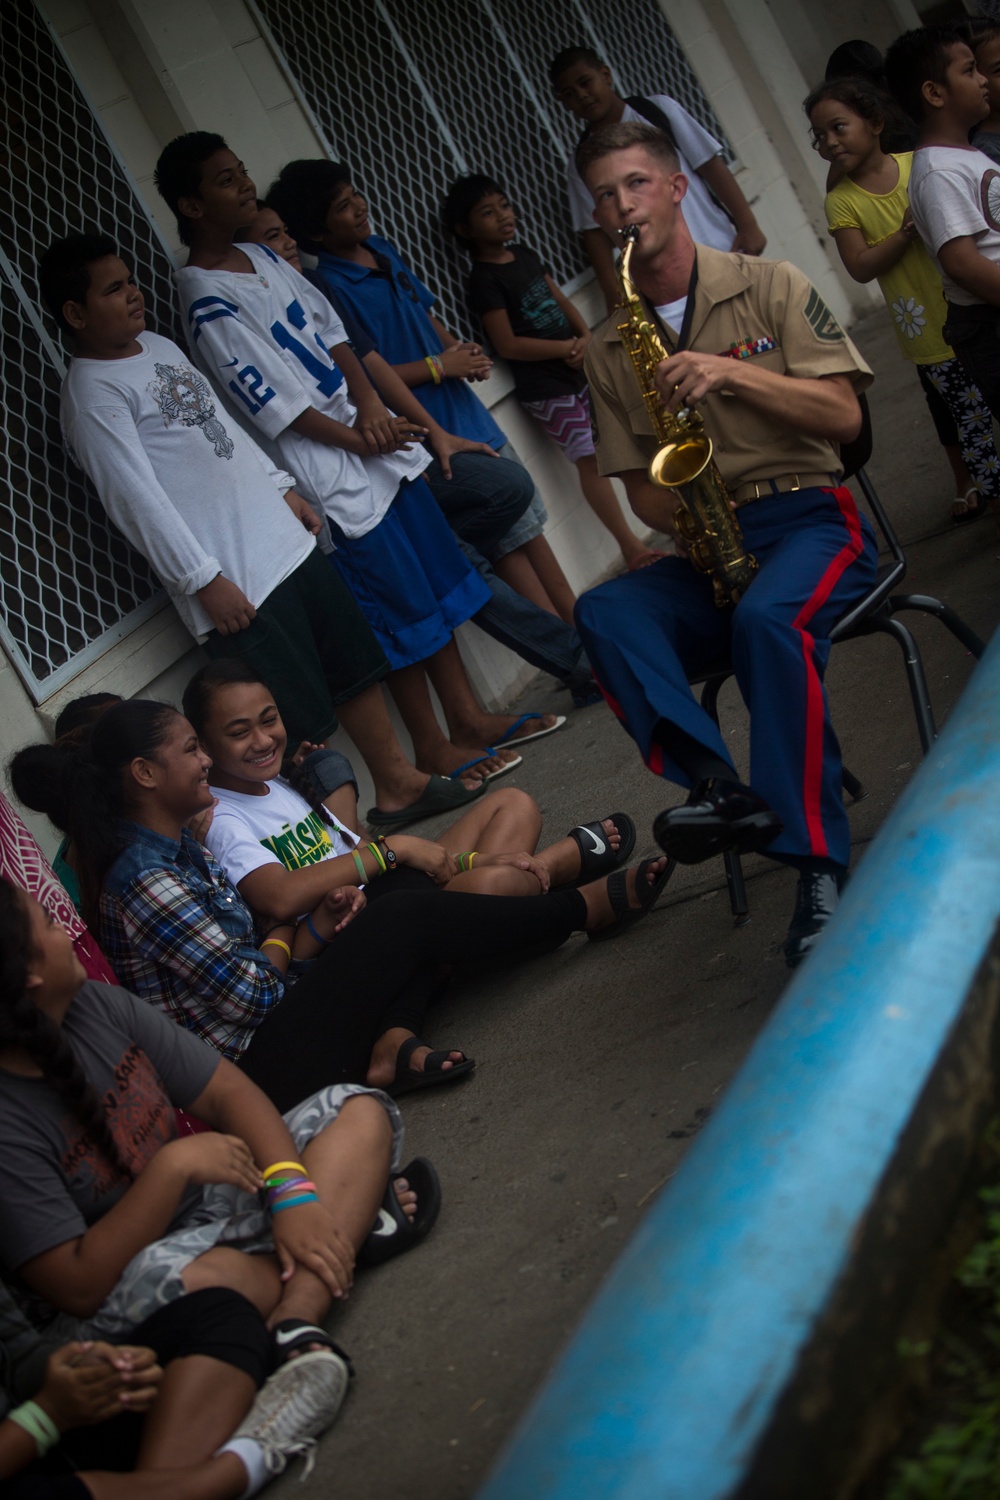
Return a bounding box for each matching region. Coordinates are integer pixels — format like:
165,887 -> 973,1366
218,1437 -> 269,1499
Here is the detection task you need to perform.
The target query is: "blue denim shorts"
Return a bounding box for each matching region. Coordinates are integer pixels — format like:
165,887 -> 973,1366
493,442 -> 548,557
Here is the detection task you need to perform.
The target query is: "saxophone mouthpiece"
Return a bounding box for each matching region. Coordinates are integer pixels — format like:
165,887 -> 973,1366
620,224 -> 640,244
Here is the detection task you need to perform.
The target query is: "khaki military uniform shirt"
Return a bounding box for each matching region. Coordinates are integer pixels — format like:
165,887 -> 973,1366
585,245 -> 873,489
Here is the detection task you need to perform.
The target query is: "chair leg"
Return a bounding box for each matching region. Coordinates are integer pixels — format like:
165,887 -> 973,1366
842,766 -> 866,802
890,594 -> 987,659
871,616 -> 938,753
723,849 -> 751,927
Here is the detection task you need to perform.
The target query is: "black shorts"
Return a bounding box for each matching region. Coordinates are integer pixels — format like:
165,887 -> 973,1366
204,549 -> 389,744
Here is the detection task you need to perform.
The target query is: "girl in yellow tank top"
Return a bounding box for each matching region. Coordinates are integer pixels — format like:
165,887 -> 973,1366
807,76 -> 999,523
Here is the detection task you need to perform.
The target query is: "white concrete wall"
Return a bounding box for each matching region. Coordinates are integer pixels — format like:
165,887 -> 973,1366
5,0 -> 917,838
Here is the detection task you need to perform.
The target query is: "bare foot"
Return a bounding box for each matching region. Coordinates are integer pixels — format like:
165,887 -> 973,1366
393,1176 -> 417,1223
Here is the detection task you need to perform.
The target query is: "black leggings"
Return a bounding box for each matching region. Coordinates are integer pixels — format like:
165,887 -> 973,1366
5,1288 -> 269,1492
239,882 -> 588,1111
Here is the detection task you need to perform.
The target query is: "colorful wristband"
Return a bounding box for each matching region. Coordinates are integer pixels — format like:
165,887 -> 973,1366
424,353 -> 443,385
304,912 -> 328,947
8,1400 -> 60,1455
262,1160 -> 307,1180
366,840 -> 387,874
270,1191 -> 320,1214
351,848 -> 368,882
261,937 -> 291,960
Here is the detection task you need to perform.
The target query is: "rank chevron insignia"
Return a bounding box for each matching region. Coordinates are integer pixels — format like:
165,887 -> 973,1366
804,287 -> 845,343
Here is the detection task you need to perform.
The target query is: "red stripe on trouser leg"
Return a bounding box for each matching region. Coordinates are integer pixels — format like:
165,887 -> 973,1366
791,487 -> 865,858
594,672 -> 665,776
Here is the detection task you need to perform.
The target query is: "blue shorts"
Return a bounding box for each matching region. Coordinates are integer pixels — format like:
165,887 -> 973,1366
493,442 -> 548,557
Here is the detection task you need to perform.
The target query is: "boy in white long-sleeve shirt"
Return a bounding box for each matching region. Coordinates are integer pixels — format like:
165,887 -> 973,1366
38,231 -> 483,827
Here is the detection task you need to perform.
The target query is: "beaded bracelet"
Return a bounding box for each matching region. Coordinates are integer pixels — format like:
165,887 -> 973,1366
271,1191 -> 320,1214
261,937 -> 291,960
424,353 -> 444,385
8,1400 -> 60,1456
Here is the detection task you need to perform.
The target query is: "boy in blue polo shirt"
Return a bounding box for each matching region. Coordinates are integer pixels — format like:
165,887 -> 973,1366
267,160 -> 578,627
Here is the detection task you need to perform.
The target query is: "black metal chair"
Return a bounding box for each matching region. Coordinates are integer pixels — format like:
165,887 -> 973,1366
686,395 -> 987,926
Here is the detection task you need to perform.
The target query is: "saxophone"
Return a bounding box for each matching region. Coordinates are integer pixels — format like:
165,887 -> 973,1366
616,225 -> 757,608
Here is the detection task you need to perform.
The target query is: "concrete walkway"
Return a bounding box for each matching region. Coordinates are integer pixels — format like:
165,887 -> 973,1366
274,311 -> 1000,1500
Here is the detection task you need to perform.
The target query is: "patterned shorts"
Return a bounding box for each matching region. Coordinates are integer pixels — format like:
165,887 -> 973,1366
522,390 -> 596,465
43,1085 -> 403,1342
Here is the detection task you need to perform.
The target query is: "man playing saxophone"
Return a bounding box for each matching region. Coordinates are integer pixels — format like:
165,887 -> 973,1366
574,121 -> 878,967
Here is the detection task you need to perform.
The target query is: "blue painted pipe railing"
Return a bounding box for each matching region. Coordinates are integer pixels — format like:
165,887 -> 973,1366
480,633 -> 1000,1500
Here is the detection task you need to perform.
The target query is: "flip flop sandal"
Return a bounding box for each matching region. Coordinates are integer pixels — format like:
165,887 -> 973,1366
366,774 -> 484,832
588,856 -> 676,943
568,812 -> 637,882
447,750 -> 523,783
269,1319 -> 355,1375
491,712 -> 567,748
357,1156 -> 442,1268
385,1035 -> 476,1098
952,486 -> 983,523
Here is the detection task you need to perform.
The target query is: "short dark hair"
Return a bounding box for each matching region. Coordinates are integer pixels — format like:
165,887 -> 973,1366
576,121 -> 680,182
37,230 -> 119,335
825,40 -> 886,85
804,77 -> 894,134
548,45 -> 605,87
267,160 -> 353,253
884,26 -> 968,123
972,22 -> 1000,55
441,173 -> 506,244
154,131 -> 229,245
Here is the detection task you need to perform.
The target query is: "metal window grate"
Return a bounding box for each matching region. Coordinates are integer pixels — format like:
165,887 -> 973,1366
248,0 -> 733,335
0,0 -> 180,703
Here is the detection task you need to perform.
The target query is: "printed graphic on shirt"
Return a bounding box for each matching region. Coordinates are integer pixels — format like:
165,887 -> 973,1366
891,296 -> 927,340
148,363 -> 235,459
60,1045 -> 174,1198
261,810 -> 335,870
803,288 -> 845,344
980,168 -> 1000,232
520,275 -> 569,338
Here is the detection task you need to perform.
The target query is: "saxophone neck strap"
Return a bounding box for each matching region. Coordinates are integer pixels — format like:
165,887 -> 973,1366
647,253 -> 699,353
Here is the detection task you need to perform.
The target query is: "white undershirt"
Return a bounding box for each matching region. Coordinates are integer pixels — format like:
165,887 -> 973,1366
654,296 -> 688,339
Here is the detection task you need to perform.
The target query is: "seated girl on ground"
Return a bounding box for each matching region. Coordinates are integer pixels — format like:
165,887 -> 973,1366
10,701 -> 669,1113
0,1277 -> 339,1499
0,879 -> 435,1404
182,657 -> 636,921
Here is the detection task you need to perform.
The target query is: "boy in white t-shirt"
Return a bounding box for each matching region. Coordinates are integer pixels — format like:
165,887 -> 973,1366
886,27 -> 1000,439
548,45 -> 766,313
38,231 -> 483,831
155,131 -> 563,790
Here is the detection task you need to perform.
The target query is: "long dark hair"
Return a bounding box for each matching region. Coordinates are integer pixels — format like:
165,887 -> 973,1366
183,659 -> 333,827
0,880 -> 132,1180
10,701 -> 178,932
10,692 -> 121,838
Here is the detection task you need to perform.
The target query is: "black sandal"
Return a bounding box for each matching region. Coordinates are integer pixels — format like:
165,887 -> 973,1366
385,1036 -> 476,1098
357,1157 -> 442,1268
568,812 -> 637,882
588,856 -> 675,942
269,1319 -> 354,1375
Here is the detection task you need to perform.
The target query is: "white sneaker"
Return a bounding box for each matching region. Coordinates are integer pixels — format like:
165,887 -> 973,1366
232,1349 -> 351,1477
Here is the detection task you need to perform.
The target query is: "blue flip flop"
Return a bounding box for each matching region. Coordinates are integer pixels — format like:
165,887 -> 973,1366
492,712 -> 567,748
448,749 -> 523,782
